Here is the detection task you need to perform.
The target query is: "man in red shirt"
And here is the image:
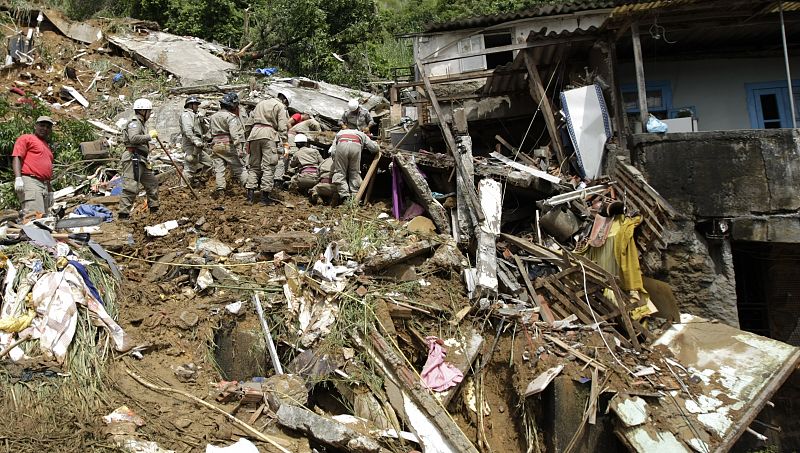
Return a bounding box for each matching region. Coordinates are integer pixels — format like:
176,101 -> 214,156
12,116 -> 55,215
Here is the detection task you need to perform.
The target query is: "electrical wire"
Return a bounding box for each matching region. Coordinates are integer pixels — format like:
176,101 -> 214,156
577,261 -> 637,377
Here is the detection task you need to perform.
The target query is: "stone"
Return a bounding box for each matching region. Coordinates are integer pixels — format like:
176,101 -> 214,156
174,418 -> 192,429
406,216 -> 436,235
382,264 -> 417,282
177,311 -> 199,329
276,405 -> 384,453
265,374 -> 308,411
429,238 -> 467,272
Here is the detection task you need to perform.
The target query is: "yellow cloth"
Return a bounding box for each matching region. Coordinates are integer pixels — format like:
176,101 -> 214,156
0,309 -> 35,333
614,215 -> 644,291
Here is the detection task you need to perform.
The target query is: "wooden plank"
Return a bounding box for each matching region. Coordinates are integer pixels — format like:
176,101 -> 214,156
254,232 -> 317,253
544,334 -> 607,373
631,22 -> 649,127
495,135 -> 539,167
523,49 -> 565,163
541,279 -> 594,326
359,330 -> 480,453
475,179 -> 502,297
394,153 -> 451,234
512,253 -> 545,314
355,151 -> 382,204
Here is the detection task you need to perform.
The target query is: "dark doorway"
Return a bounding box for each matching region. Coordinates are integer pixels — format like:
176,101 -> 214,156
732,241 -> 800,344
484,32 -> 513,69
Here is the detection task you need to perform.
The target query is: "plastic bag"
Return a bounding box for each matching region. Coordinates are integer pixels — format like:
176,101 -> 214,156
646,114 -> 668,133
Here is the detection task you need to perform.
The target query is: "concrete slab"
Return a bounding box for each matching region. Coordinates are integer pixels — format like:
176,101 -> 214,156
108,31 -> 235,86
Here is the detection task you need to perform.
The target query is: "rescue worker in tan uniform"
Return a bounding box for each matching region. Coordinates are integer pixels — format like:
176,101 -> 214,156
180,96 -> 213,188
288,113 -> 322,145
339,99 -> 374,133
118,98 -> 159,219
287,134 -> 323,195
246,93 -> 289,205
330,129 -> 379,203
309,157 -> 338,206
209,92 -> 247,197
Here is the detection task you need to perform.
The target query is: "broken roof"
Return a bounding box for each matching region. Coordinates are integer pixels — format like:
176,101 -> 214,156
421,0 -> 798,33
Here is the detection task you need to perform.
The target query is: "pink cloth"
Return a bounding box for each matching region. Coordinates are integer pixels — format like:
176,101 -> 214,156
420,336 -> 463,392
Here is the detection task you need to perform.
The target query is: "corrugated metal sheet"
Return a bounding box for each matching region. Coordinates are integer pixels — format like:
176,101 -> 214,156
769,1 -> 800,12
423,0 -> 675,32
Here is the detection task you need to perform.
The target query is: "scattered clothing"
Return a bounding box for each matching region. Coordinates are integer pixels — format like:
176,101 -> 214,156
31,264 -> 130,363
73,204 -> 114,222
420,336 -> 463,392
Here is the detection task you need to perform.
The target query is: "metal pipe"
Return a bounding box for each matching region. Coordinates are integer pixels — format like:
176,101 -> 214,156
253,293 -> 283,375
780,1 -> 797,129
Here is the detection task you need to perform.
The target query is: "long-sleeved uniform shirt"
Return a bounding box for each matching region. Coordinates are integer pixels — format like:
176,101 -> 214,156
123,114 -> 151,155
339,106 -> 373,130
209,110 -> 245,145
248,98 -> 289,142
180,109 -> 204,149
289,146 -> 323,173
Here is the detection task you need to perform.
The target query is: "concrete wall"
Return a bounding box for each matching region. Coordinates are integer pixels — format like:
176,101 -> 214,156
618,57 -> 800,131
630,129 -> 800,235
630,129 -> 800,326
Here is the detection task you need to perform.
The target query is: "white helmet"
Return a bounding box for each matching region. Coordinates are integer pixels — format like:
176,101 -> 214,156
348,99 -> 359,111
133,98 -> 152,110
294,133 -> 308,144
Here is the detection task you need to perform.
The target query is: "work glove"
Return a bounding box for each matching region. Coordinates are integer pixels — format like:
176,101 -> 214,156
283,143 -> 290,159
237,145 -> 246,159
14,177 -> 23,192
149,129 -> 159,139
194,140 -> 204,148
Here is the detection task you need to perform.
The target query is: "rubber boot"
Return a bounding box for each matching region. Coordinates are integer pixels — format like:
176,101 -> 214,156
246,189 -> 255,204
261,192 -> 275,206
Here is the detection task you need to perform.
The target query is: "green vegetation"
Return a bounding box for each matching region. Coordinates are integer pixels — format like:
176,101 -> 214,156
47,0 -> 554,87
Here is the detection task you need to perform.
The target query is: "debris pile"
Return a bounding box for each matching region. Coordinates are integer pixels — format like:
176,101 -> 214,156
0,5 -> 796,453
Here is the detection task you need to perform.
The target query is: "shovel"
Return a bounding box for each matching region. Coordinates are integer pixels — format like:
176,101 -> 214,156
54,216 -> 103,230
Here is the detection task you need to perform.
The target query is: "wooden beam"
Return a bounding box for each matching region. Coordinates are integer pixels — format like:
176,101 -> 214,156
631,22 -> 649,127
394,152 -> 451,234
421,36 -> 595,66
522,49 -> 565,164
394,68 -> 527,88
355,151 -> 382,204
414,58 -> 485,223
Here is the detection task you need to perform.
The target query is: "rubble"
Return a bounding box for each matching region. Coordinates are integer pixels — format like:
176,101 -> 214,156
0,4 -> 796,453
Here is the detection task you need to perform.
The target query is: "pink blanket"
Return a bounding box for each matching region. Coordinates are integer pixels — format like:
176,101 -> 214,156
420,336 -> 463,392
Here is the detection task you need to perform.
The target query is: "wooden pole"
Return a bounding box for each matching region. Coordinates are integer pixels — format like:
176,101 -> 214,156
355,151 -> 382,203
154,137 -> 200,200
631,22 -> 649,128
127,368 -> 292,453
414,58 -> 485,222
522,49 -> 565,163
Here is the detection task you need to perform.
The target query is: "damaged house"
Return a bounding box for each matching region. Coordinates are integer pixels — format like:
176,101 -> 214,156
379,0 -> 800,451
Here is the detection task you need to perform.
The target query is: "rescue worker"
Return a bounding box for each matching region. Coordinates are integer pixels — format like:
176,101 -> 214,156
118,98 -> 159,219
329,128 -> 379,204
339,99 -> 374,133
209,92 -> 247,198
287,134 -> 323,195
309,157 -> 338,206
246,93 -> 289,204
12,116 -> 56,216
289,113 -> 322,141
180,96 -> 213,188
